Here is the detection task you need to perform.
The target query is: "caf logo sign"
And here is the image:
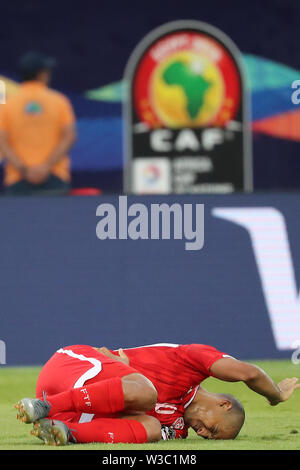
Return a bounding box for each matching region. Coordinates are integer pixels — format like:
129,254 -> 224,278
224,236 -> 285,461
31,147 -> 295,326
134,32 -> 241,129
124,21 -> 252,194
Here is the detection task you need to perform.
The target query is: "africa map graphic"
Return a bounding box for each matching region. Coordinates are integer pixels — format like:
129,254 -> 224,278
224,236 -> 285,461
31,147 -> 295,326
162,60 -> 212,119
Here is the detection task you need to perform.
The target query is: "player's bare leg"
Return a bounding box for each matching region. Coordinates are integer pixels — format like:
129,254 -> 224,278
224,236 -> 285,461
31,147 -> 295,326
121,414 -> 162,442
121,373 -> 157,411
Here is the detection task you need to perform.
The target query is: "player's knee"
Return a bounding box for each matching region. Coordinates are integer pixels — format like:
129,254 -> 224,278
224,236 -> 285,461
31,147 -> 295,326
123,373 -> 157,411
137,374 -> 157,410
141,415 -> 162,443
130,381 -> 157,411
141,383 -> 157,410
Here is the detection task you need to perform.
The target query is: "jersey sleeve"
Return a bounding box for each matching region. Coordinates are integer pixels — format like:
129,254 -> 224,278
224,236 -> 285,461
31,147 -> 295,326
183,344 -> 231,377
59,95 -> 76,128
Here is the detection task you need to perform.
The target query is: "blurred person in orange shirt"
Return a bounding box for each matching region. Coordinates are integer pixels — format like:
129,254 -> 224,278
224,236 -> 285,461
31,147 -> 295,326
0,52 -> 76,195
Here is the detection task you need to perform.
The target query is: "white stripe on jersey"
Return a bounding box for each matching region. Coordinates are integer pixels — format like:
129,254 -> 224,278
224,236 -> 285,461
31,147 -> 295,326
117,343 -> 180,351
56,347 -> 103,423
56,347 -> 103,388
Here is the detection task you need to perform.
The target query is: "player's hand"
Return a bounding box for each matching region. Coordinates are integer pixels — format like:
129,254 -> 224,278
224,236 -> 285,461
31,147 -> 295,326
25,164 -> 50,185
277,377 -> 300,403
94,346 -> 130,366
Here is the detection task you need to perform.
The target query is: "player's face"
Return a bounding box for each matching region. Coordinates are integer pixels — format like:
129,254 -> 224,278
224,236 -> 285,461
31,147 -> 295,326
184,401 -> 235,440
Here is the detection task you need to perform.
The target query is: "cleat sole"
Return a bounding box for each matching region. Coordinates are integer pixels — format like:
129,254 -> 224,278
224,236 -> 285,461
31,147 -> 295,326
30,419 -> 69,446
14,400 -> 32,424
14,397 -> 50,424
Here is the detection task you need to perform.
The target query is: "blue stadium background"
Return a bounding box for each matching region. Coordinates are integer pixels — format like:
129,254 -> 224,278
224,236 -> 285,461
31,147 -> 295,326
0,1 -> 300,365
1,194 -> 300,365
0,0 -> 300,192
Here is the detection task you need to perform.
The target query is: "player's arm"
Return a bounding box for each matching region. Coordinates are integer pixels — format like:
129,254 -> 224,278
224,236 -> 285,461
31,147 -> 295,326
44,123 -> 76,169
23,124 -> 76,184
210,357 -> 300,406
0,130 -> 26,174
43,95 -> 76,171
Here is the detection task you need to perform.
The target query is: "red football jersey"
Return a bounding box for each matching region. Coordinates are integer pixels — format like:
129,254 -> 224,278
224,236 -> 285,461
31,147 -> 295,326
37,343 -> 229,439
121,343 -> 229,439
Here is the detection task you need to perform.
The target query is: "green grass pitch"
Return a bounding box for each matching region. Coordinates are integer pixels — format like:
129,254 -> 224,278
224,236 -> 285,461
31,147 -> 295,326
0,360 -> 299,450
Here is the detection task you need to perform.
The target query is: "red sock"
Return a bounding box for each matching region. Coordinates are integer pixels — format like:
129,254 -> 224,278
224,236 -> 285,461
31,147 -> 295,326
66,417 -> 148,444
46,377 -> 124,416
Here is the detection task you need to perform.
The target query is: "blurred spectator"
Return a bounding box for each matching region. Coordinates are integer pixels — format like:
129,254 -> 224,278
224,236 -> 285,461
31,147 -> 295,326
0,52 -> 76,195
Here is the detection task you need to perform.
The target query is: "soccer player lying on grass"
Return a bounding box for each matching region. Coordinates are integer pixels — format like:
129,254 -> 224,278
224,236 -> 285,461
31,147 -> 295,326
15,343 -> 300,446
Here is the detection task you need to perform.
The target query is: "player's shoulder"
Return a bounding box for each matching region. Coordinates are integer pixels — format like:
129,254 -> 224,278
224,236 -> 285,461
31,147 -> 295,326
45,88 -> 72,106
178,343 -> 227,358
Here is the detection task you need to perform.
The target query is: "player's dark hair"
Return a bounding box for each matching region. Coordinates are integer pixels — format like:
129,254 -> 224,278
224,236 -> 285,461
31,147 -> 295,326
221,393 -> 245,438
18,52 -> 56,82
